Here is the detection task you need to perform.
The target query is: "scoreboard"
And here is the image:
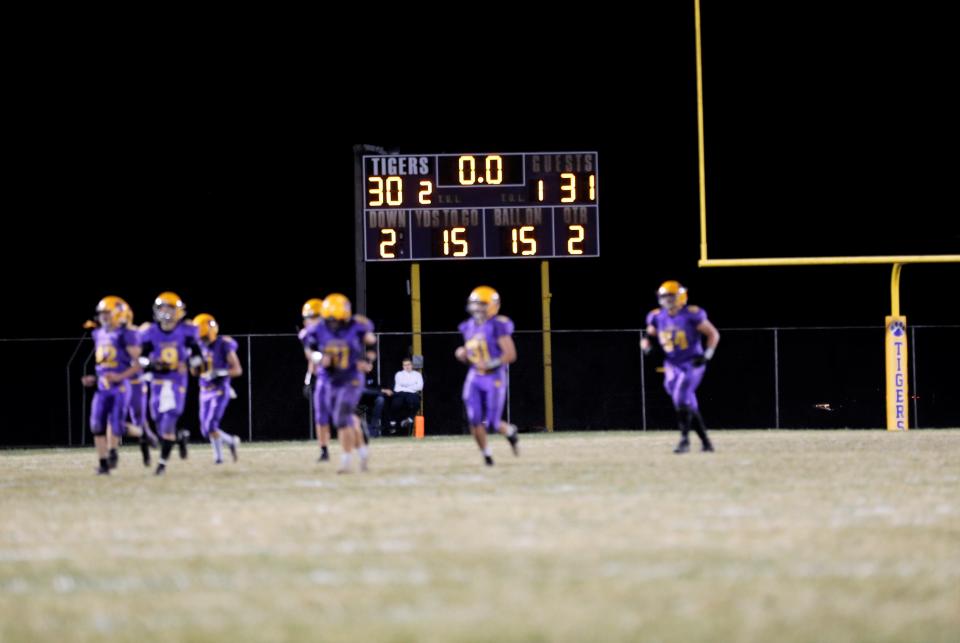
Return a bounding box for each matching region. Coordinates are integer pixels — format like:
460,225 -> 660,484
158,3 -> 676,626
362,152 -> 600,261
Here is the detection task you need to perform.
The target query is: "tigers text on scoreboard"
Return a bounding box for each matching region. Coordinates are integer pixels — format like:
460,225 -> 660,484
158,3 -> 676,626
363,152 -> 599,261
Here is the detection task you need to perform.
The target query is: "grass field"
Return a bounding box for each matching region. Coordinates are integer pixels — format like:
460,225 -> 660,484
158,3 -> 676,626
1,430 -> 958,642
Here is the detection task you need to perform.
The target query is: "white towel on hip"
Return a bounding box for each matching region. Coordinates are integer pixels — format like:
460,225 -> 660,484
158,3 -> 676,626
158,381 -> 177,413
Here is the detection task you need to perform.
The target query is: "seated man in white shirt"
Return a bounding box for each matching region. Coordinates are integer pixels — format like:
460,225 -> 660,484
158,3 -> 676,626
386,357 -> 423,433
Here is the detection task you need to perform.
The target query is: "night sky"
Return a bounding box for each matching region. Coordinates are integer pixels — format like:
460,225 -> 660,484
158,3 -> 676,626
5,4 -> 956,340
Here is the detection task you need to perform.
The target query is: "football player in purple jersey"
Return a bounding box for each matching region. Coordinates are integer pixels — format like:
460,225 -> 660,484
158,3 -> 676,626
455,286 -> 519,466
118,304 -> 159,467
302,294 -> 376,473
138,291 -> 203,475
300,298 -> 334,463
191,314 -> 243,464
81,296 -> 142,474
641,281 -> 720,453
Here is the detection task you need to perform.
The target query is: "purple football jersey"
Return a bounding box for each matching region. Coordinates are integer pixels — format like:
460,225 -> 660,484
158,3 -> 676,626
298,327 -> 311,349
303,316 -> 375,385
300,326 -> 329,384
201,336 -> 237,371
458,315 -> 514,375
139,321 -> 201,379
93,326 -> 141,388
645,305 -> 708,365
199,336 -> 238,387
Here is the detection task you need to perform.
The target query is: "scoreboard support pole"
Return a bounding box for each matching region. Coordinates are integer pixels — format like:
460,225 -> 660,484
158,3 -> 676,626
410,262 -> 425,420
411,263 -> 422,357
353,145 -> 367,315
541,261 -> 554,432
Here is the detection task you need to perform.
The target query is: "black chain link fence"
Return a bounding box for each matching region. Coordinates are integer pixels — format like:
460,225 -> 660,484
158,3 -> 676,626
1,325 -> 956,447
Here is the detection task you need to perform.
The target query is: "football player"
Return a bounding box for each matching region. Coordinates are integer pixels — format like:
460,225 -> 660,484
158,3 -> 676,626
300,298 -> 333,462
454,286 -> 519,466
191,314 -> 243,464
641,281 -> 720,453
302,294 -> 376,473
119,304 -> 159,467
138,292 -> 203,475
81,296 -> 142,474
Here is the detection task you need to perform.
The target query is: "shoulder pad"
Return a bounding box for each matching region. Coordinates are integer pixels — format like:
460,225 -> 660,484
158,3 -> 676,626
687,306 -> 701,313
353,314 -> 371,324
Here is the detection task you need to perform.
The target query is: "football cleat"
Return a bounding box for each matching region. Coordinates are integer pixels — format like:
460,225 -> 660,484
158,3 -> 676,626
177,429 -> 190,459
507,426 -> 520,456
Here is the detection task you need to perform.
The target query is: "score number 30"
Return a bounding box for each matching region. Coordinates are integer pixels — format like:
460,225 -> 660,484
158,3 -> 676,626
368,177 -> 433,207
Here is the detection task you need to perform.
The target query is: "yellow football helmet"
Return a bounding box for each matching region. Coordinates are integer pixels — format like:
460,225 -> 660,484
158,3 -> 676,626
321,294 -> 351,322
657,280 -> 688,309
95,296 -> 129,327
467,286 -> 500,320
302,298 -> 323,320
153,291 -> 186,324
193,313 -> 219,342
